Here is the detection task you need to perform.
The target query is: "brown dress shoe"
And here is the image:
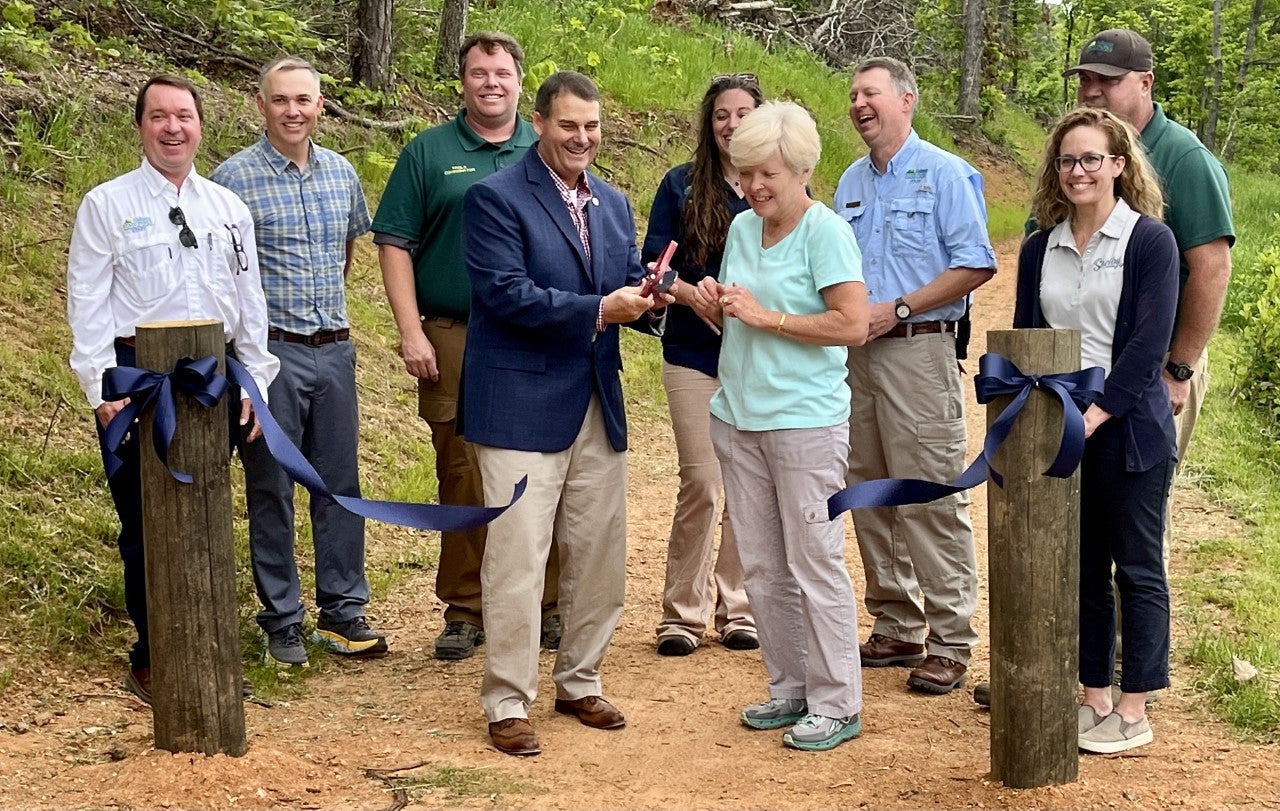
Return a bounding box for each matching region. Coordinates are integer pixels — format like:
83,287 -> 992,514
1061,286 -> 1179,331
859,633 -> 926,667
124,667 -> 153,705
907,655 -> 968,695
489,718 -> 541,756
553,695 -> 626,729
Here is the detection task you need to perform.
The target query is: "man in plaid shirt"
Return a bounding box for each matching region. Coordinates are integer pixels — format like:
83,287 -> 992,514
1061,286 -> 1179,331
212,56 -> 385,667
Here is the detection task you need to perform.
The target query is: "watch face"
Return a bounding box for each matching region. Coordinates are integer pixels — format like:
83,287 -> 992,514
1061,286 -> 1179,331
895,303 -> 910,319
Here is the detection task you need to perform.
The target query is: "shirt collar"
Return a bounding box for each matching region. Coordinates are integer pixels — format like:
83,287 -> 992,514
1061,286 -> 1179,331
257,134 -> 316,175
138,156 -> 203,200
536,148 -> 592,204
456,109 -> 532,153
1139,102 -> 1168,151
873,129 -> 922,178
1050,197 -> 1135,248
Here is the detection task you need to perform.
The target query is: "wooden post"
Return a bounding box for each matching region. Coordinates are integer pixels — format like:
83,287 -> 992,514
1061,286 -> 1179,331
986,329 -> 1080,788
136,319 -> 247,757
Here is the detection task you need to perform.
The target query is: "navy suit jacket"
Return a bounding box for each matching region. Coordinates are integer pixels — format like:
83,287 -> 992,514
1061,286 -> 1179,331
458,148 -> 646,453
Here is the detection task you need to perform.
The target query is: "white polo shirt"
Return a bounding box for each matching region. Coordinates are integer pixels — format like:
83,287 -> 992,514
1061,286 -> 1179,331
1040,197 -> 1140,375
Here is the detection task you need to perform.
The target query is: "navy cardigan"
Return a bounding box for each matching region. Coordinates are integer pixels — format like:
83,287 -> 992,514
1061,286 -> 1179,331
1013,213 -> 1179,472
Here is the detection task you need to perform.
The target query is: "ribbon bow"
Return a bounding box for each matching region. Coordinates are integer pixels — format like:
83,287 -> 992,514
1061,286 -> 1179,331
102,356 -> 227,483
100,355 -> 524,532
826,352 -> 1104,519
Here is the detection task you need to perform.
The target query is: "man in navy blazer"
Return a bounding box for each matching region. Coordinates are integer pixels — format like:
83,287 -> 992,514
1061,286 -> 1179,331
460,71 -> 670,756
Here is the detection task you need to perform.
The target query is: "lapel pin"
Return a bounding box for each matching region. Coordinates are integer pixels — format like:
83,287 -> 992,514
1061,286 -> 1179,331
591,197 -> 599,206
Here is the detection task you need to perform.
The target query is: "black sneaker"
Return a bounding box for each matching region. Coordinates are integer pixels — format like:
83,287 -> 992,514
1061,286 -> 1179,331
435,620 -> 484,660
314,616 -> 388,658
266,622 -> 309,667
540,614 -> 562,651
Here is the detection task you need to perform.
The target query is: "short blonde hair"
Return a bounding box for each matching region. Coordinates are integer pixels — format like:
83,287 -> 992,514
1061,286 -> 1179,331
728,101 -> 821,174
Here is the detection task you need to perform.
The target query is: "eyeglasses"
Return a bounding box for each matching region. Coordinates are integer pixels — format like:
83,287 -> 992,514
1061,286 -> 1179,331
168,206 -> 198,249
224,223 -> 248,274
1053,153 -> 1120,173
712,72 -> 759,86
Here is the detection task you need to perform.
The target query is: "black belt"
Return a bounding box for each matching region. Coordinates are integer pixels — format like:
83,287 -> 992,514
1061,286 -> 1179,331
267,328 -> 350,346
883,320 -> 957,339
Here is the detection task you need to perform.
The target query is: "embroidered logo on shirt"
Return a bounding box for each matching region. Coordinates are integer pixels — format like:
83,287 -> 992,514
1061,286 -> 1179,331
1093,257 -> 1123,271
444,165 -> 476,176
905,168 -> 929,182
122,217 -> 153,233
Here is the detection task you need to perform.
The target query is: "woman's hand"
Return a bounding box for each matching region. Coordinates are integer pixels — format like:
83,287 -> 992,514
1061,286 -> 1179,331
718,284 -> 768,329
1082,403 -> 1112,439
695,277 -> 726,335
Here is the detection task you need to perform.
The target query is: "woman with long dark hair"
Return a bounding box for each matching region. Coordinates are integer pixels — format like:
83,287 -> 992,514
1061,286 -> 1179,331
642,74 -> 764,657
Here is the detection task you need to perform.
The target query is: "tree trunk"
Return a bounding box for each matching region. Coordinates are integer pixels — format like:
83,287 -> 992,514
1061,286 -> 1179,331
957,0 -> 985,120
1225,0 -> 1264,161
1203,0 -> 1224,151
351,0 -> 394,91
433,0 -> 468,80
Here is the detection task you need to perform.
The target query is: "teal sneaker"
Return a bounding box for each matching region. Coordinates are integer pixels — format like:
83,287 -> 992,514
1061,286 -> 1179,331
782,713 -> 862,751
740,698 -> 807,730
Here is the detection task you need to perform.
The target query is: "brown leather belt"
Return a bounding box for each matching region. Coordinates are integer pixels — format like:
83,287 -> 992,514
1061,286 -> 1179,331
883,320 -> 956,339
268,328 -> 350,346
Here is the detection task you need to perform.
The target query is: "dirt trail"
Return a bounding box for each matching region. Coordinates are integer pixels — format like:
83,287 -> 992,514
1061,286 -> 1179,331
2,238 -> 1278,810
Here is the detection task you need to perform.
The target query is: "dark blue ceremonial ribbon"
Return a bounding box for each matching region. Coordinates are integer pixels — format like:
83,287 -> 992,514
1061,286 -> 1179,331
826,352 -> 1104,519
102,356 -> 227,483
102,355 -> 525,531
224,356 -> 525,531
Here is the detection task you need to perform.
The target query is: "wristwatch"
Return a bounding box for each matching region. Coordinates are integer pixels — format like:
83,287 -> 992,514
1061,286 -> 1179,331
894,296 -> 912,320
1165,360 -> 1194,381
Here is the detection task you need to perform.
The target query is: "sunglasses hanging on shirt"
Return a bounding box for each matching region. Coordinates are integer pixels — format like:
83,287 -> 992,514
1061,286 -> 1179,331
168,206 -> 198,249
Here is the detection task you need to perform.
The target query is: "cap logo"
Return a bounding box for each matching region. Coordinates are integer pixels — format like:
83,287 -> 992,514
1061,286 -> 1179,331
1087,40 -> 1116,53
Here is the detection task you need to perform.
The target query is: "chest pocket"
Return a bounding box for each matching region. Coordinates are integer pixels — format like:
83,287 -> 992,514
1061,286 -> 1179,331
115,236 -> 179,305
206,228 -> 241,296
889,195 -> 935,255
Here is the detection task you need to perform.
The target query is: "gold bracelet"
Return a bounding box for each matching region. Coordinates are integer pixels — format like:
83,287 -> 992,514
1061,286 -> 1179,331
776,313 -> 787,335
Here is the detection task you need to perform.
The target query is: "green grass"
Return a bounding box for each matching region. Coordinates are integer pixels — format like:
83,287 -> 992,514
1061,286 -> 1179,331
391,763 -> 539,803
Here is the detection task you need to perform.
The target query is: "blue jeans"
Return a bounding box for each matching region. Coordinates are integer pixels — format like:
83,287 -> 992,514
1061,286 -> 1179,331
1078,420 -> 1174,693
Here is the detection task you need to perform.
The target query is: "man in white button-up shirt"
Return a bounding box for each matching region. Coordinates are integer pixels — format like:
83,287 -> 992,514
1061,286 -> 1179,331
65,74 -> 279,705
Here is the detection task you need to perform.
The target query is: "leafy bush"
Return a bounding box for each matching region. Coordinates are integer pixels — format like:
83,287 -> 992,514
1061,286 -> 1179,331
1234,242 -> 1280,432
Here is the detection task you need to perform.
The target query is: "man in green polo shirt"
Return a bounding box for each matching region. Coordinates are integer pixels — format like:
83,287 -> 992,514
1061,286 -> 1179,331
372,31 -> 561,661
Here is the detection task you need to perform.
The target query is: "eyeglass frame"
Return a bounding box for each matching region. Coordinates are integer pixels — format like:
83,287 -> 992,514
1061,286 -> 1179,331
168,206 -> 199,249
1053,153 -> 1121,173
224,223 -> 249,275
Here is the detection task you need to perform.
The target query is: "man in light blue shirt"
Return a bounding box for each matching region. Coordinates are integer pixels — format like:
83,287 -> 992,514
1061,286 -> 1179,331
834,56 -> 996,696
213,56 -> 383,667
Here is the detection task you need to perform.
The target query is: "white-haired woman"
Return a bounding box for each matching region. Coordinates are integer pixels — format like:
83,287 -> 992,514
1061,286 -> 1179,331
700,101 -> 869,751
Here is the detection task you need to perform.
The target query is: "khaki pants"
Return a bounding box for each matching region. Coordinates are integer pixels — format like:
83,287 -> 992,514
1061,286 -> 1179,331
658,362 -> 753,644
419,317 -> 558,626
846,333 -> 978,664
477,396 -> 627,722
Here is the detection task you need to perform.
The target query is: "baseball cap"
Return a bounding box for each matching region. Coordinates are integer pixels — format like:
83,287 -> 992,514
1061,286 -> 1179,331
1063,29 -> 1153,77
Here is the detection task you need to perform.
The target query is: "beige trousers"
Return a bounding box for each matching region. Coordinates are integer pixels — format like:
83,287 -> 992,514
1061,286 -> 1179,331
657,362 -> 753,644
846,332 -> 978,664
477,396 -> 627,722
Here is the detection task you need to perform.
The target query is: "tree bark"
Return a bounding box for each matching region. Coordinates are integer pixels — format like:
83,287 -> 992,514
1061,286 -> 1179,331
1224,0 -> 1264,161
957,0 -> 985,120
1203,0 -> 1224,151
352,0 -> 394,91
433,0 -> 468,80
